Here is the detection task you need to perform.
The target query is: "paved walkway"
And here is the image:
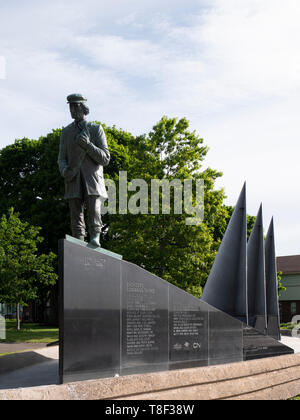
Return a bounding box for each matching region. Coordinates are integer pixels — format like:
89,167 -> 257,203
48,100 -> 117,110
0,346 -> 59,390
0,360 -> 59,390
0,340 -> 299,391
0,343 -> 48,354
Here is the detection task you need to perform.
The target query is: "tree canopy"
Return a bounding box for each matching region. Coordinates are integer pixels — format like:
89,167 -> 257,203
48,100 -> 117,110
0,208 -> 57,328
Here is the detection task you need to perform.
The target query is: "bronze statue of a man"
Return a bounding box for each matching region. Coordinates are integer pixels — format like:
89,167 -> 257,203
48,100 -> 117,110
58,94 -> 110,247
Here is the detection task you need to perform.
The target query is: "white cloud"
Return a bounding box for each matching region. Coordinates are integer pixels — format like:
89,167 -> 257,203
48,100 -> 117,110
203,0 -> 300,95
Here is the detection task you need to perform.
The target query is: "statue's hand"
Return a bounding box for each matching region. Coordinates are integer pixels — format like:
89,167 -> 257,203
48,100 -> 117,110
76,131 -> 90,149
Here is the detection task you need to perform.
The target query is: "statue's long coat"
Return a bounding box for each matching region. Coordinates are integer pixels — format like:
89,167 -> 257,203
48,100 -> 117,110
58,121 -> 110,200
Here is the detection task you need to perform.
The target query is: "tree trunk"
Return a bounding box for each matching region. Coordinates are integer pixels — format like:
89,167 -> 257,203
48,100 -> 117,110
17,304 -> 20,331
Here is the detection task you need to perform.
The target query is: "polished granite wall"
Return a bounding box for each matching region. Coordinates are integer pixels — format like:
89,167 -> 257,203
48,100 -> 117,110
59,238 -> 293,384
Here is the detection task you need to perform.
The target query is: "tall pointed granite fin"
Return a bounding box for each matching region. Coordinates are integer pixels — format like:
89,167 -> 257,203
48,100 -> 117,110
247,204 -> 267,334
201,183 -> 248,321
265,218 -> 281,340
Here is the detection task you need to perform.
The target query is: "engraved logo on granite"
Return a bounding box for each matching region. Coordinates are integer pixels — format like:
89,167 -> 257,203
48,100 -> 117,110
173,343 -> 182,351
192,342 -> 202,350
82,256 -> 106,269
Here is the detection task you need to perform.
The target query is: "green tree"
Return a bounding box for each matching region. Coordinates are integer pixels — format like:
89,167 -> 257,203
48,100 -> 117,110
0,131 -> 68,255
0,208 -> 57,330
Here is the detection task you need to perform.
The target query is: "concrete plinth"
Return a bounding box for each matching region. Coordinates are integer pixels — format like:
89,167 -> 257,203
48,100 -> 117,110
0,353 -> 299,400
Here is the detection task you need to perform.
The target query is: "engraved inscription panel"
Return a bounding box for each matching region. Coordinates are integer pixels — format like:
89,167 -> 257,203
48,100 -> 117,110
169,287 -> 209,368
61,240 -> 121,383
121,262 -> 168,374
126,282 -> 160,356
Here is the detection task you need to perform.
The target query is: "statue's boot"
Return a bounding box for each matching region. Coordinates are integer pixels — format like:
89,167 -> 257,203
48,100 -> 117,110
73,234 -> 85,241
89,233 -> 100,247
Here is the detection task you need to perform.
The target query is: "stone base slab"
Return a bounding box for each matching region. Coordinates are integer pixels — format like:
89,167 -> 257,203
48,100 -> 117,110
0,353 -> 300,400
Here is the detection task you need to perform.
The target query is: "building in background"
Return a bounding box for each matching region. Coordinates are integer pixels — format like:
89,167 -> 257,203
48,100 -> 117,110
277,255 -> 300,323
0,292 -> 57,325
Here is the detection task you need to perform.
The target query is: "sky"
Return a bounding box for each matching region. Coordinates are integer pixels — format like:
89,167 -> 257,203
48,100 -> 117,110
0,0 -> 300,256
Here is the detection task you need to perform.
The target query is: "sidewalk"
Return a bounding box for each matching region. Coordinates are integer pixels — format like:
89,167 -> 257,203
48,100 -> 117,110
0,346 -> 59,389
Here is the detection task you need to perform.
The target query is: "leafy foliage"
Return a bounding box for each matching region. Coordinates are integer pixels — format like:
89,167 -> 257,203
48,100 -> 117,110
277,271 -> 286,297
0,208 -> 57,308
0,131 -> 67,254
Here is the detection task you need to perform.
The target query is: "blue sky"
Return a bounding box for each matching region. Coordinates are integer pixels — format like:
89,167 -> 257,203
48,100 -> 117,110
1,0 -> 300,255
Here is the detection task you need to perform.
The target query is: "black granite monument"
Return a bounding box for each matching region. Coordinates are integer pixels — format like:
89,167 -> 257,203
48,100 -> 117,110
59,184 -> 293,383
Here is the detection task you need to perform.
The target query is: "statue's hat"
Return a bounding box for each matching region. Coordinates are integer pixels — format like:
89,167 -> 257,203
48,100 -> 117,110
67,93 -> 87,104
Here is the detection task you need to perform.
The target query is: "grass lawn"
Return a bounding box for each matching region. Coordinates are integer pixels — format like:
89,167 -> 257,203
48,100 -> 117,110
0,319 -> 58,344
281,322 -> 299,331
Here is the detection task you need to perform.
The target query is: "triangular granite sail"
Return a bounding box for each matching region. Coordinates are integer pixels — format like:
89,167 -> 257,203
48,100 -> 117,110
247,204 -> 267,334
265,218 -> 281,340
201,183 -> 248,323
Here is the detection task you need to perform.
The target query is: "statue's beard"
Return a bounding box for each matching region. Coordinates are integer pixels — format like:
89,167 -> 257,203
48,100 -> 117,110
71,111 -> 84,121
